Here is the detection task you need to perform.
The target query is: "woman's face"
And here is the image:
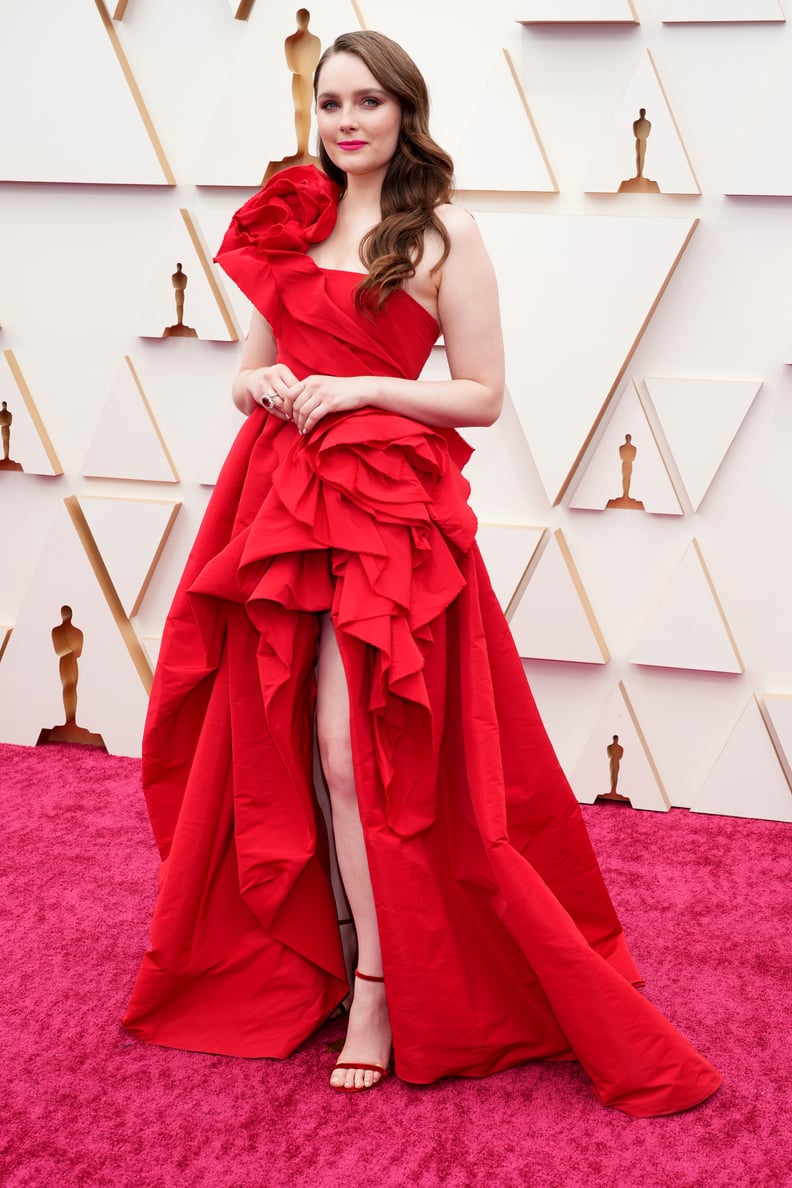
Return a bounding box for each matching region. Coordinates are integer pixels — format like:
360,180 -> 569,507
315,52 -> 402,181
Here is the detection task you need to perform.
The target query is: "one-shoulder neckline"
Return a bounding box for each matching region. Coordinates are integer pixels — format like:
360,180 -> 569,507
310,259 -> 440,334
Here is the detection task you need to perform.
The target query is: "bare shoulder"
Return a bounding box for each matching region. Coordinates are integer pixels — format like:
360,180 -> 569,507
433,203 -> 495,292
408,203 -> 489,312
434,202 -> 481,246
420,203 -> 486,281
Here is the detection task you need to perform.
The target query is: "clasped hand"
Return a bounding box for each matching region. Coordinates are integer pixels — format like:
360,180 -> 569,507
249,365 -> 367,435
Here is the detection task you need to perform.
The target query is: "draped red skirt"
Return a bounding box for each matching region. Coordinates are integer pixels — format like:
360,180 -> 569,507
123,402 -> 721,1118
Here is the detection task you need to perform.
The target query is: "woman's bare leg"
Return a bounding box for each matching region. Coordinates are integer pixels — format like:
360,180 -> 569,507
316,613 -> 392,1090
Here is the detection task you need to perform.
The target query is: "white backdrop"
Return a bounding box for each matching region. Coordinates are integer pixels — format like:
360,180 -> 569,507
1,0 -> 791,823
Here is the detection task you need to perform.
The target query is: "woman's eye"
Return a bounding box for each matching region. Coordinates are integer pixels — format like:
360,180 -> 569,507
320,100 -> 339,111
361,97 -> 381,108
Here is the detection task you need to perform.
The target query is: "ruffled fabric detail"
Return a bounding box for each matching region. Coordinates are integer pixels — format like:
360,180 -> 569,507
123,165 -> 723,1117
188,408 -> 477,839
214,165 -> 339,329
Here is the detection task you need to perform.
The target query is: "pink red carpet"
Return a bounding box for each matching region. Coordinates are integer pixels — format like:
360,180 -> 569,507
1,741 -> 789,1187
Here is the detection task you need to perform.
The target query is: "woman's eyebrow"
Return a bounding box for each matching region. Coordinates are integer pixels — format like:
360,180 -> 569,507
317,87 -> 389,99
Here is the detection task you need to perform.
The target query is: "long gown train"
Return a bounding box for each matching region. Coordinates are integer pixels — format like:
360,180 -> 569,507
122,167 -> 721,1117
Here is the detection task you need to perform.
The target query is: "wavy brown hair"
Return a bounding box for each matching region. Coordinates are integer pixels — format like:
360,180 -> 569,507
313,30 -> 455,310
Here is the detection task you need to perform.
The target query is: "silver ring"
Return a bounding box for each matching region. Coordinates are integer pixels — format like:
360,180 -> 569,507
261,392 -> 277,410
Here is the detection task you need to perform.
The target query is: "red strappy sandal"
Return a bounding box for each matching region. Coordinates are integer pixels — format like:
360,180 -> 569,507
331,971 -> 392,1094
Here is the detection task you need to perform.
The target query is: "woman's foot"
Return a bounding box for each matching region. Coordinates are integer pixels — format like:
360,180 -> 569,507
330,972 -> 392,1092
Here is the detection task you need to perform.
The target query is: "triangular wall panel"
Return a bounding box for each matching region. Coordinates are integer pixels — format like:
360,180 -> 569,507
643,377 -> 761,510
356,2 -> 536,174
81,356 -> 179,483
475,211 -> 698,504
0,0 -> 172,184
138,210 -> 240,342
518,1 -> 638,19
663,1 -> 784,20
569,381 -> 683,515
191,200 -> 257,331
508,530 -> 609,664
450,50 -> 557,192
585,51 -> 700,194
725,52 -> 792,195
571,682 -> 670,811
692,697 -> 792,822
0,499 -> 151,756
0,351 -> 62,476
76,496 -> 181,618
475,524 -> 546,613
195,0 -> 360,185
631,539 -> 744,673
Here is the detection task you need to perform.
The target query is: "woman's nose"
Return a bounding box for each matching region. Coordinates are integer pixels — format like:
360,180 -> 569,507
339,106 -> 359,131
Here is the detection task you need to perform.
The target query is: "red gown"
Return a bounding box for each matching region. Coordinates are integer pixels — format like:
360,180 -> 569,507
122,166 -> 721,1117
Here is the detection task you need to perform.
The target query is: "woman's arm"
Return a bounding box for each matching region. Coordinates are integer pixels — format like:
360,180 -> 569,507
231,311 -> 298,417
287,206 -> 505,434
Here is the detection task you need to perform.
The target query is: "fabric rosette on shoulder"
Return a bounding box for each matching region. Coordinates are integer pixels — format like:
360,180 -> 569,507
214,166 -> 340,321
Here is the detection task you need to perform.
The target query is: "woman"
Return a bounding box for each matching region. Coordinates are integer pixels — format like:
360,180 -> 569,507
123,31 -> 721,1116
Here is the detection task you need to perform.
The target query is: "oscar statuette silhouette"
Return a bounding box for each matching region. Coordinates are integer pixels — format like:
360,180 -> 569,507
619,108 -> 660,194
163,263 -> 198,338
262,9 -> 321,183
596,735 -> 631,804
606,434 -> 645,510
0,401 -> 23,471
37,606 -> 106,748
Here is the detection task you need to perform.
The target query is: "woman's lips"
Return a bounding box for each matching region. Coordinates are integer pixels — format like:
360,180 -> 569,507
337,141 -> 367,150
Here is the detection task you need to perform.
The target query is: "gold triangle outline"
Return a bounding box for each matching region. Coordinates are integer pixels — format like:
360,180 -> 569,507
555,219 -> 699,506
692,694 -> 792,814
83,355 -> 180,483
631,537 -> 745,673
641,374 -> 762,511
570,678 -> 670,809
567,378 -> 686,512
471,523 -> 547,619
555,529 -> 611,661
583,48 -> 701,196
505,526 -> 548,619
612,679 -> 671,807
2,349 -> 63,475
63,496 -> 153,694
634,378 -> 689,511
502,49 -> 559,193
94,0 -> 176,185
645,48 -> 702,194
0,626 -> 11,664
689,538 -> 744,671
75,494 -> 182,618
756,693 -> 792,791
625,378 -> 686,510
509,528 -> 611,661
180,209 -> 242,341
761,692 -> 792,788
